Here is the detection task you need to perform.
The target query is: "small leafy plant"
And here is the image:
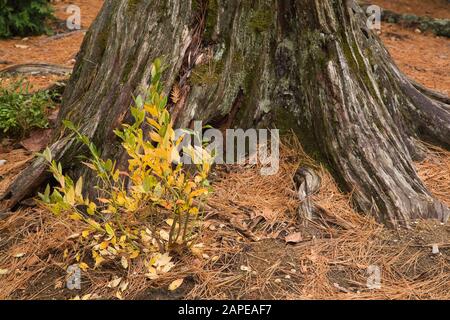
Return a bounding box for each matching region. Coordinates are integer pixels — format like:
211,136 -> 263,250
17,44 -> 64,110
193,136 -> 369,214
0,79 -> 56,136
0,0 -> 55,38
39,60 -> 214,275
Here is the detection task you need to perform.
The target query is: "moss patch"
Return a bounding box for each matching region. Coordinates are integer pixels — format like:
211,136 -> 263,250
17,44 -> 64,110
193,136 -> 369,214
204,0 -> 219,41
249,8 -> 273,33
190,60 -> 224,86
127,0 -> 142,14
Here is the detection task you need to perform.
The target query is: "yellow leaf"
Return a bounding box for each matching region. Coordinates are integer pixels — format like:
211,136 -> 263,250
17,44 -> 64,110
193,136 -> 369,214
82,230 -> 91,238
75,177 -> 83,197
190,188 -> 208,198
129,250 -> 140,259
69,213 -> 82,221
93,252 -> 105,267
147,118 -> 161,129
107,277 -> 122,288
168,278 -> 184,291
189,207 -> 199,215
87,219 -> 102,231
115,291 -> 123,300
149,131 -> 162,143
116,193 -> 126,206
145,267 -> 159,280
144,104 -> 159,117
105,223 -> 115,237
99,241 -> 109,250
79,262 -> 89,271
65,187 -> 75,205
87,202 -> 96,215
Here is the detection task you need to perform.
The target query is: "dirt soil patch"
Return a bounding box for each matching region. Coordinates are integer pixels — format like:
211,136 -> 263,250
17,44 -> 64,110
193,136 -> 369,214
380,23 -> 450,95
369,0 -> 450,19
0,0 -> 104,90
0,0 -> 103,66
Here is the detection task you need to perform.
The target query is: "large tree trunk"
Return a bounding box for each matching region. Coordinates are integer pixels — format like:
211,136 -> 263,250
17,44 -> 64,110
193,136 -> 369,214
1,0 -> 449,228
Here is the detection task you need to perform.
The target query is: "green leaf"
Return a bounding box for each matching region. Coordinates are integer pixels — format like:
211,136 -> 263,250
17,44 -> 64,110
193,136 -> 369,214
38,184 -> 51,203
134,95 -> 144,109
62,120 -> 76,131
142,175 -> 156,193
105,223 -> 115,238
105,159 -> 113,172
42,147 -> 52,162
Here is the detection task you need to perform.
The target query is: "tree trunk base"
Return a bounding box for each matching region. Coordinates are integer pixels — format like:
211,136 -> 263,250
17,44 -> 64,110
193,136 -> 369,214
2,0 -> 449,228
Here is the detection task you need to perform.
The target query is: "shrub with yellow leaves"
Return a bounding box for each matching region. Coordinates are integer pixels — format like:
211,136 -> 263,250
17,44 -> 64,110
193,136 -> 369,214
38,59 -> 214,271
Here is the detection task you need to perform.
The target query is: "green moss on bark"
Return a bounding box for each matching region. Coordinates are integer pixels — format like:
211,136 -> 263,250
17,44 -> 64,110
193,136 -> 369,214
248,8 -> 273,32
190,60 -> 224,86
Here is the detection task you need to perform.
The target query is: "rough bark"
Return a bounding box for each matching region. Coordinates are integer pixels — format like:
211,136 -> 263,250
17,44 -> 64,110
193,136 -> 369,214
1,0 -> 449,228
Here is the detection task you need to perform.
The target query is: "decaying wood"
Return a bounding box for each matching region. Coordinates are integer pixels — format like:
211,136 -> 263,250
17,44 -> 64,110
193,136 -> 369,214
2,0 -> 449,228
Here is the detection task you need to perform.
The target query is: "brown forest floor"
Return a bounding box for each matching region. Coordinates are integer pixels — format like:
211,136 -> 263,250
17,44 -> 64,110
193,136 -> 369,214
0,0 -> 449,300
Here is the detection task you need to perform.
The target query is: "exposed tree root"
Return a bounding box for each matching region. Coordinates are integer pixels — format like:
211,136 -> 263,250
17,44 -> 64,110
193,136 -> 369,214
0,63 -> 72,76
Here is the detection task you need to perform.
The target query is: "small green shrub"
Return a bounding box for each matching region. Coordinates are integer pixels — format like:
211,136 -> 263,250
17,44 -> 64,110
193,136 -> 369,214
38,60 -> 214,272
0,0 -> 55,38
0,79 -> 56,136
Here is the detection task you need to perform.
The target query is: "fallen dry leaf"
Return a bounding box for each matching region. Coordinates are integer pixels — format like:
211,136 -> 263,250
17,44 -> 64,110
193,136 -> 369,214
0,269 -> 10,275
13,253 -> 26,258
285,232 -> 302,244
119,280 -> 129,292
20,129 -> 52,152
107,277 -> 122,289
240,265 -> 252,272
121,256 -> 128,269
168,278 -> 184,291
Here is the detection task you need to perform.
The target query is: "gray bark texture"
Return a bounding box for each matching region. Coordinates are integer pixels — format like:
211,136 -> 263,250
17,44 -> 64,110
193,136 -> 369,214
1,0 -> 449,228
